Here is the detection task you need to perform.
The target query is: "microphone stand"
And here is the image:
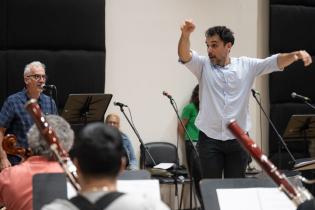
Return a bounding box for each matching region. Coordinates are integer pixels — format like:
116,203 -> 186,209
52,85 -> 59,113
47,88 -> 54,114
44,85 -> 58,114
252,91 -> 296,168
164,94 -> 202,210
116,105 -> 157,167
304,101 -> 315,111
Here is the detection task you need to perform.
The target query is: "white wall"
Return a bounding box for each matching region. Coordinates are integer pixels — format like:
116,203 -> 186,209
105,0 -> 269,165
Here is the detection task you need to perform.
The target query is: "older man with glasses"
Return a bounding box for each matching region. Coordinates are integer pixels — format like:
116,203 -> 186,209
0,61 -> 58,169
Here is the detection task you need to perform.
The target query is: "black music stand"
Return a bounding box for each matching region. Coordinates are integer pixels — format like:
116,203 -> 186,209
33,173 -> 67,210
283,115 -> 315,157
61,93 -> 112,125
200,178 -> 276,210
283,115 -> 315,171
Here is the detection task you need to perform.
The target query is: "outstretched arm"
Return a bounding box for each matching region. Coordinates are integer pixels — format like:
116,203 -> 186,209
277,50 -> 312,69
178,19 -> 196,63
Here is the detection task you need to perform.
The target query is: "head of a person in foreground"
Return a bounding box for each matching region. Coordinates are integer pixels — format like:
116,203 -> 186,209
27,115 -> 74,160
70,122 -> 126,190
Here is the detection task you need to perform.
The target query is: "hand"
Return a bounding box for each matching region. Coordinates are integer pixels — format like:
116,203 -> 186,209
295,50 -> 312,66
0,156 -> 11,171
180,19 -> 195,35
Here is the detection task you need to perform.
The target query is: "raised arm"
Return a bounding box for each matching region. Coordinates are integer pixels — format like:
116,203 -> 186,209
277,50 -> 312,69
178,19 -> 196,63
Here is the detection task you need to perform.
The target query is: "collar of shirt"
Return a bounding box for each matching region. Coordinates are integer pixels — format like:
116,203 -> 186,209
22,88 -> 43,103
210,58 -> 233,70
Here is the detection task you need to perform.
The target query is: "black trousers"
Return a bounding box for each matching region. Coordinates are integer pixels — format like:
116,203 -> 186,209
198,131 -> 249,178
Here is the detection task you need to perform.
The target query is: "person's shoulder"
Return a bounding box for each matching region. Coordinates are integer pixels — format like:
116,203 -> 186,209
42,199 -> 78,210
235,56 -> 268,64
120,132 -> 130,140
190,50 -> 208,61
183,103 -> 195,111
108,193 -> 170,210
6,90 -> 25,101
40,92 -> 52,100
232,56 -> 262,69
186,103 -> 195,108
233,56 -> 253,62
0,159 -> 39,180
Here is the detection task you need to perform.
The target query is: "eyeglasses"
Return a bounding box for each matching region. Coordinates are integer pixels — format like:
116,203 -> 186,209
27,74 -> 47,81
106,121 -> 120,128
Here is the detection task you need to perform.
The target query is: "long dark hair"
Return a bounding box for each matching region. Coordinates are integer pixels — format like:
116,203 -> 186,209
190,84 -> 199,110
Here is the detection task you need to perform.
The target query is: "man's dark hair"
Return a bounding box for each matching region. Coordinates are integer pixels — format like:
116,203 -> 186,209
205,26 -> 234,45
70,122 -> 124,178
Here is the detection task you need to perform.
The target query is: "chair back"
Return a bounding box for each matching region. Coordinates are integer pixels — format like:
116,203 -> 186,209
140,142 -> 178,168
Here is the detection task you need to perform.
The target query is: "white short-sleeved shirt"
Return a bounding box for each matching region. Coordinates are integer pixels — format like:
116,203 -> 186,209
183,50 -> 281,140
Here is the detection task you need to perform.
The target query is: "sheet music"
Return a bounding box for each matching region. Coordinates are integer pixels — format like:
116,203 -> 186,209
153,163 -> 175,169
117,180 -> 161,201
216,188 -> 295,210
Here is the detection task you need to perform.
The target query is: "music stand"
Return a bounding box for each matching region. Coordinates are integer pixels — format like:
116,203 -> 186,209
283,115 -> 315,170
61,93 -> 112,124
200,178 -> 276,210
33,173 -> 67,210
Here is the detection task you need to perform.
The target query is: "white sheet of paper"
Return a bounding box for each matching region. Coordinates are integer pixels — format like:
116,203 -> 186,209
153,163 -> 175,169
117,180 -> 161,201
216,188 -> 295,210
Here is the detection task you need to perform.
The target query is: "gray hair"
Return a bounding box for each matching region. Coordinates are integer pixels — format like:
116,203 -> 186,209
27,115 -> 74,160
24,61 -> 46,76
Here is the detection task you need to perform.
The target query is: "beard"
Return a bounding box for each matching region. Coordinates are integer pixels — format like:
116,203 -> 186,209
209,56 -> 220,65
209,54 -> 226,67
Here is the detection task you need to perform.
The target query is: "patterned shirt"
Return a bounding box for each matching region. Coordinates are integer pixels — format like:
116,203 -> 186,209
0,89 -> 57,148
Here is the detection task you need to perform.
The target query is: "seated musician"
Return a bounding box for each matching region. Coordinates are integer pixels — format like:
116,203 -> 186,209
0,61 -> 57,169
105,113 -> 138,170
42,122 -> 169,210
0,115 -> 74,210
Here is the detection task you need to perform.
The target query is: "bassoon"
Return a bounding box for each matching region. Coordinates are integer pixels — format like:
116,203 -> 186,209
228,119 -> 313,206
25,99 -> 80,191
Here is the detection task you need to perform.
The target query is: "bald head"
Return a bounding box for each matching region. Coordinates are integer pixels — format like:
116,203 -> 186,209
105,114 -> 120,129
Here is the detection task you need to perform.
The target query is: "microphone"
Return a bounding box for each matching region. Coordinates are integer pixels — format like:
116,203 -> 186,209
42,84 -> 56,90
113,101 -> 128,107
162,91 -> 173,99
291,92 -> 311,102
251,89 -> 260,96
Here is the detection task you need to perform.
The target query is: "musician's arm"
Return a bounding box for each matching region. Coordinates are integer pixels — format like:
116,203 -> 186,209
0,127 -> 11,170
277,50 -> 312,69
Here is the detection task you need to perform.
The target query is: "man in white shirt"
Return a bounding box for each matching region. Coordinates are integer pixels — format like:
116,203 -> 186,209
178,19 -> 312,178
